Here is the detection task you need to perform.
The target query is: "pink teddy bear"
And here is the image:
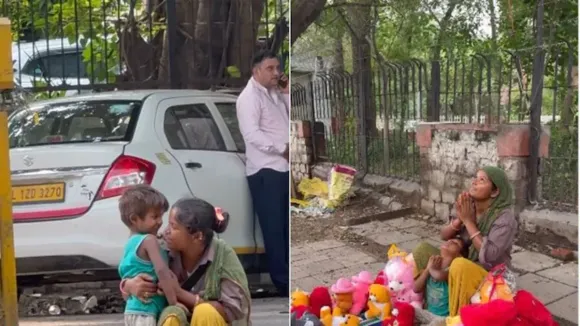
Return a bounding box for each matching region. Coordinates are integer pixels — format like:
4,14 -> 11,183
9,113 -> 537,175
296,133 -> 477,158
350,271 -> 374,315
384,256 -> 423,309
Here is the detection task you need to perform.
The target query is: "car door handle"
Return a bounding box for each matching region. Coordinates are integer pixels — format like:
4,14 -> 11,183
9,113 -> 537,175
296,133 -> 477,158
185,162 -> 202,169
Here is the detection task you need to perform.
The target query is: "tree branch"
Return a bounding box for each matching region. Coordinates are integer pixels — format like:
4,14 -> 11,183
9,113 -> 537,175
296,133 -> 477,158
421,0 -> 441,26
290,0 -> 327,45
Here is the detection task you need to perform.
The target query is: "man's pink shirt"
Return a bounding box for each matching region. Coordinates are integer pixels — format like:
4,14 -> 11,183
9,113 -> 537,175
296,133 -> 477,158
236,78 -> 290,176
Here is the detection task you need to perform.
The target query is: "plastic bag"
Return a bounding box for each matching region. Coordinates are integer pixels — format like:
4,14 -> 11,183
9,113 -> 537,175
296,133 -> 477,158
470,264 -> 517,304
293,164 -> 357,210
327,164 -> 357,204
297,177 -> 328,199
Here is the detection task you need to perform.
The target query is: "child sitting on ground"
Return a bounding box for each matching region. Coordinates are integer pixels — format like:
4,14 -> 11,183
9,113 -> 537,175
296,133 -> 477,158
118,185 -> 178,326
413,238 -> 464,317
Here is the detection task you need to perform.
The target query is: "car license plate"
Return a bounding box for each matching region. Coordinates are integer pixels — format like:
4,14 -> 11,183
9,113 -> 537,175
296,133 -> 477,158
12,183 -> 66,205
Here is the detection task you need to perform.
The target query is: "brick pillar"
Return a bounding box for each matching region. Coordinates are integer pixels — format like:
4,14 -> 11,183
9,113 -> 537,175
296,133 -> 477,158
291,120 -> 314,182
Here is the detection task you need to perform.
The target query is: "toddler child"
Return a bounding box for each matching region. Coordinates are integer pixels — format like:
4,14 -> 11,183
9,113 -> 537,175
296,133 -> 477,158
118,184 -> 178,326
413,238 -> 464,317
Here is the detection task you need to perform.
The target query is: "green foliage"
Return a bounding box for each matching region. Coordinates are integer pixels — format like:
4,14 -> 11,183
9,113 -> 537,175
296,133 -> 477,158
293,0 -> 578,205
9,0 -> 288,84
9,0 -> 127,83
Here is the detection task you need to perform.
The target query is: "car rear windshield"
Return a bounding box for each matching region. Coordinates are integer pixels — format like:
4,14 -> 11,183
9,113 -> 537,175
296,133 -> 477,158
8,100 -> 141,148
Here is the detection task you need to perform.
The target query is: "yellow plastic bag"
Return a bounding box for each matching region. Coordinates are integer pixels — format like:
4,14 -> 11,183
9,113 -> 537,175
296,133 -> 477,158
327,164 -> 357,203
297,177 -> 328,199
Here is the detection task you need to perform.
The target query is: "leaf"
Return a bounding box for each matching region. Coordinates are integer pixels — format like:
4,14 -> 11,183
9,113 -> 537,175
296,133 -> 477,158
226,66 -> 241,78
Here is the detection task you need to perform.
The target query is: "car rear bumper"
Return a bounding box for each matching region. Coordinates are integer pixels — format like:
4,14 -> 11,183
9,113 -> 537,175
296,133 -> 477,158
12,197 -> 127,275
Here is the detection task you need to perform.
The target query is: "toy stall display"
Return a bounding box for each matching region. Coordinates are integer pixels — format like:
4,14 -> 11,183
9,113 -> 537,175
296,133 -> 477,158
290,244 -> 559,326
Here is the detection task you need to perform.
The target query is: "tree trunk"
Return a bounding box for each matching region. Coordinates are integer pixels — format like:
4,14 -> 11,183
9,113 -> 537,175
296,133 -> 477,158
431,1 -> 460,61
290,0 -> 327,45
227,0 -> 265,81
345,0 -> 375,138
332,35 -> 345,134
121,0 -> 264,88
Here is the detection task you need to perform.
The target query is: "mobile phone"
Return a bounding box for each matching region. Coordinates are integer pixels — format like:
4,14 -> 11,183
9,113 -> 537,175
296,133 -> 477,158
278,76 -> 288,89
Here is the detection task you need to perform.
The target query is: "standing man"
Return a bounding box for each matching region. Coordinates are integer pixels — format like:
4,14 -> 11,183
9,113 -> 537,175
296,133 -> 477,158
237,50 -> 289,296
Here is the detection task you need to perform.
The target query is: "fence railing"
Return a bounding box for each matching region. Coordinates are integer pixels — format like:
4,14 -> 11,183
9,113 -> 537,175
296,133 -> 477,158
291,44 -> 578,207
3,0 -> 288,101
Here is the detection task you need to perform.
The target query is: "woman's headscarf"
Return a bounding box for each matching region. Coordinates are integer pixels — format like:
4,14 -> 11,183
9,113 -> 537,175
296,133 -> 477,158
468,166 -> 513,261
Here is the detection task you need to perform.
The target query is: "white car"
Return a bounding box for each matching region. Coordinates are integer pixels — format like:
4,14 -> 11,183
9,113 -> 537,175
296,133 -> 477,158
13,39 -> 119,97
8,89 -> 264,280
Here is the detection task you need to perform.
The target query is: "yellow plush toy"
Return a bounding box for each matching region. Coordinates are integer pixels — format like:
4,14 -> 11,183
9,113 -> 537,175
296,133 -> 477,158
364,284 -> 392,320
320,306 -> 346,326
291,289 -> 309,307
340,314 -> 361,326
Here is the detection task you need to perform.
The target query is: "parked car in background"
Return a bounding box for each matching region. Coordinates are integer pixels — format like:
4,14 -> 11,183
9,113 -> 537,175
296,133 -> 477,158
12,38 -> 120,97
8,89 -> 263,282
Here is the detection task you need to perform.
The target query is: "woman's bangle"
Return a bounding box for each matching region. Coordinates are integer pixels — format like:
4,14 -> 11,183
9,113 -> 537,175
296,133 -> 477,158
119,279 -> 128,296
470,231 -> 481,240
193,294 -> 201,307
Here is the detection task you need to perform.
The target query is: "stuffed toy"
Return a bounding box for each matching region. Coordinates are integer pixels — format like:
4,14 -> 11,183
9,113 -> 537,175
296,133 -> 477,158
351,271 -> 374,315
381,302 -> 415,326
292,311 -> 323,326
339,314 -> 362,326
291,289 -> 310,319
513,290 -> 558,326
460,298 -> 518,326
320,305 -> 347,326
373,270 -> 386,286
364,284 -> 392,320
384,257 -> 423,309
384,257 -> 413,294
392,288 -> 423,309
309,286 -> 333,318
331,278 -> 355,315
291,312 -> 298,326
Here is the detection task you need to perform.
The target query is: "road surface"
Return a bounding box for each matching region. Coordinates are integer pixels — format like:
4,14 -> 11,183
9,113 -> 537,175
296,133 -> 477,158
19,297 -> 288,325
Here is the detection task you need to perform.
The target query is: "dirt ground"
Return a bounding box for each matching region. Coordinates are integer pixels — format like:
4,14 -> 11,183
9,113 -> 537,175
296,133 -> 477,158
291,193 -> 577,261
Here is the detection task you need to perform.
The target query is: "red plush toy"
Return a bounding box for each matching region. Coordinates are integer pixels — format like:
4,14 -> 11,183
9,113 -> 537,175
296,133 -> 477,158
308,286 -> 333,318
460,299 -> 518,326
381,302 -> 414,326
374,270 -> 386,285
291,305 -> 308,319
513,290 -> 558,326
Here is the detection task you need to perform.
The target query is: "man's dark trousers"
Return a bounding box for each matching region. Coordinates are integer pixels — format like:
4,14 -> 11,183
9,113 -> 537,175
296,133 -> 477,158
247,168 -> 289,295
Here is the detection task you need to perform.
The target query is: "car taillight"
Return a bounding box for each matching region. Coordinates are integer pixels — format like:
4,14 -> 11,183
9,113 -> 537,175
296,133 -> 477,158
96,155 -> 156,200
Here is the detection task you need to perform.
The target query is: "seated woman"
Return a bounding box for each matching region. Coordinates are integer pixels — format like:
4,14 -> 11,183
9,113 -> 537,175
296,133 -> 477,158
120,198 -> 251,326
412,166 -> 517,316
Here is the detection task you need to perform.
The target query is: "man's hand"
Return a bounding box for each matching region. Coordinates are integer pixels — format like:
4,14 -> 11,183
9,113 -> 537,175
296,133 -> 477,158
283,143 -> 289,161
279,74 -> 289,94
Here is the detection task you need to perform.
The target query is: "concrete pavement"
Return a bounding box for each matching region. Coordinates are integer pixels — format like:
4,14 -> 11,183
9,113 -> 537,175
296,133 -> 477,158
292,217 -> 578,325
19,297 -> 289,325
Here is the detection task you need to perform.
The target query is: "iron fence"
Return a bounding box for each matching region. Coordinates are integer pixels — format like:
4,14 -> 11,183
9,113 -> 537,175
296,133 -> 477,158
292,44 -> 577,207
3,0 -> 288,101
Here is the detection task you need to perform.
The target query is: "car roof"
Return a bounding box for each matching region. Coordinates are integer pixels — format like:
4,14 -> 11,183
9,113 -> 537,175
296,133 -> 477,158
23,89 -> 238,108
12,39 -> 80,68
